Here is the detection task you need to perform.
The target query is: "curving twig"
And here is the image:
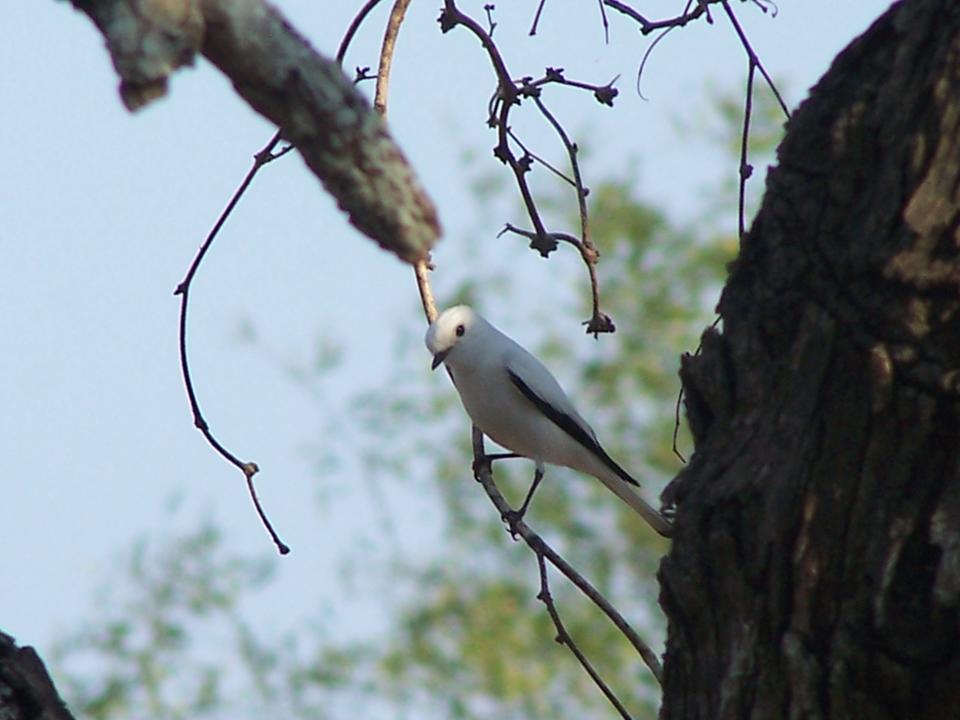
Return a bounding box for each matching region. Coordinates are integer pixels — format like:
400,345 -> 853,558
337,0 -> 386,65
374,0 -> 413,115
472,427 -> 665,686
171,0 -> 410,557
174,134 -> 293,555
529,0 -> 548,36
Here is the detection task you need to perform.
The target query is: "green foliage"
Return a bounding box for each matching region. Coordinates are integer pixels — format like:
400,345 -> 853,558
52,521 -> 273,720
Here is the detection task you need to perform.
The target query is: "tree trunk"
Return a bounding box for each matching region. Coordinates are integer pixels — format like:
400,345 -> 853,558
661,1 -> 960,718
0,631 -> 75,720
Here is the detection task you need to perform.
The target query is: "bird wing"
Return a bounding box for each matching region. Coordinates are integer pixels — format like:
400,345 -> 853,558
504,353 -> 639,488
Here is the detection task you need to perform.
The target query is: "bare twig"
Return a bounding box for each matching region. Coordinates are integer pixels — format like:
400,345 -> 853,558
530,96 -> 614,336
174,134 -> 291,555
375,0 -> 413,115
483,3 -> 498,36
499,223 -> 583,251
415,259 -> 439,323
634,6 -> 689,99
597,0 -> 611,44
472,427 -> 664,686
529,0 -> 548,36
440,1 -> 618,332
364,0 -> 440,331
536,555 -> 634,720
603,0 -> 710,35
169,0 -> 394,557
720,0 -> 789,117
336,0 -> 386,65
736,61 -> 756,241
505,128 -> 577,186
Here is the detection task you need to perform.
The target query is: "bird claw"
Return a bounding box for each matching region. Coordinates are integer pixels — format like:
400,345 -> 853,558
472,456 -> 491,479
501,508 -> 525,539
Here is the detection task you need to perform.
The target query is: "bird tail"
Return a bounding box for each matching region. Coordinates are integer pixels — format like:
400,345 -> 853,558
596,468 -> 673,538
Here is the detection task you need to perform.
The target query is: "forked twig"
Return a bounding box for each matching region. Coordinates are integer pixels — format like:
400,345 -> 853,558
537,554 -> 634,720
531,95 -> 613,335
721,0 -> 789,118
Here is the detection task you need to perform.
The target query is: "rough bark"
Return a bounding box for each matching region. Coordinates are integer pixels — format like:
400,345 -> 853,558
661,1 -> 960,718
0,631 -> 75,720
69,0 -> 440,265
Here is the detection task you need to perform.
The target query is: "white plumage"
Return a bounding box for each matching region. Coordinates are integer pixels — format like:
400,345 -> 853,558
425,305 -> 671,537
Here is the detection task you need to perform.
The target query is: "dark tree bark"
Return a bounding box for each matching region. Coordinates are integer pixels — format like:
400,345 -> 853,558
0,631 -> 75,720
661,1 -> 960,718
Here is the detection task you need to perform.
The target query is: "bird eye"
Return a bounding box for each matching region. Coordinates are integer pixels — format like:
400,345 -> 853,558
455,324 -> 465,337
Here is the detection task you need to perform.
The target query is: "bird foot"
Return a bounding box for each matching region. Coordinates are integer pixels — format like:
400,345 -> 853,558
501,508 -> 525,539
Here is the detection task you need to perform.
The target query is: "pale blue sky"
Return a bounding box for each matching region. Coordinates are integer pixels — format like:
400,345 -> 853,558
5,0 -> 889,679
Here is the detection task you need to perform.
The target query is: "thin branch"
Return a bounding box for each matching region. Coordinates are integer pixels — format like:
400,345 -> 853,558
720,0 -> 789,118
336,0 -> 386,66
505,127 -> 577,187
597,0 -> 611,44
518,69 -> 619,105
499,223 -> 583,251
440,0 -> 514,89
531,95 -> 613,336
737,61 -> 756,241
364,0 -> 440,331
529,0 -> 548,36
375,0 -> 413,115
536,555 -> 634,720
530,97 -> 592,261
483,3 -> 498,36
440,1 -> 554,258
471,427 -> 664,685
634,2 -> 692,99
415,259 -> 439,323
174,134 -> 291,555
440,1 -> 617,333
603,0 -> 710,35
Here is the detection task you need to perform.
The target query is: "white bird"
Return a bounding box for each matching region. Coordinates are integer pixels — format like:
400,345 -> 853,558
425,305 -> 672,537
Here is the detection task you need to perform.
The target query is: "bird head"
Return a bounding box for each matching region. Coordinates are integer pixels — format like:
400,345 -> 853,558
425,305 -> 481,370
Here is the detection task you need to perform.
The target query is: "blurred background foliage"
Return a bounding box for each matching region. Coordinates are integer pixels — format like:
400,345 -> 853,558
50,84 -> 782,719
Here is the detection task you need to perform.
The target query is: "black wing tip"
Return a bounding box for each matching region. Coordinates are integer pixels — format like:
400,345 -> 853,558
506,368 -> 638,485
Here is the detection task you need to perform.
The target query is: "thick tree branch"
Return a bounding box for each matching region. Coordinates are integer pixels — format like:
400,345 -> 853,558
71,0 -> 440,265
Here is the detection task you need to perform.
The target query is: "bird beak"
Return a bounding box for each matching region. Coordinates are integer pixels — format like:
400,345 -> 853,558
431,349 -> 449,370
